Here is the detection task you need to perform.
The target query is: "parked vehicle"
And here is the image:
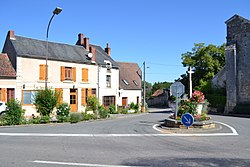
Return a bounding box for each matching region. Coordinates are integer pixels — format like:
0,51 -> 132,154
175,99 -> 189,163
0,101 -> 6,115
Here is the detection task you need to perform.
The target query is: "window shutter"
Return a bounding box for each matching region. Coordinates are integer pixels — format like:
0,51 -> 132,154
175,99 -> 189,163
1,88 -> 7,102
39,64 -> 46,80
55,88 -> 63,104
61,66 -> 65,81
81,88 -> 86,106
72,67 -> 76,82
88,88 -> 92,97
82,68 -> 89,82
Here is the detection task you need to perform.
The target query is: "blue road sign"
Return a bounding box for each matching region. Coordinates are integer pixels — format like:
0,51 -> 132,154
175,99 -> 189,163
181,113 -> 194,127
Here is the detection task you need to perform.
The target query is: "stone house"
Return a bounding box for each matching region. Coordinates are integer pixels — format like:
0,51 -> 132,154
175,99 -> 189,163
147,89 -> 169,107
212,14 -> 250,113
0,30 -> 120,117
117,62 -> 142,108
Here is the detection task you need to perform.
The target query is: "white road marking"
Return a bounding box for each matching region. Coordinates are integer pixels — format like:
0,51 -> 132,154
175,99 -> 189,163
32,160 -> 137,167
153,121 -> 239,136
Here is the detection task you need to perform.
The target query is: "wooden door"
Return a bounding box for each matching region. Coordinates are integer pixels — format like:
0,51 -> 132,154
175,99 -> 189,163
70,89 -> 78,112
122,97 -> 127,107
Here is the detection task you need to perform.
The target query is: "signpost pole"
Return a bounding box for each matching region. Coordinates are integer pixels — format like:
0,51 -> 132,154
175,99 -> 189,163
175,92 -> 178,120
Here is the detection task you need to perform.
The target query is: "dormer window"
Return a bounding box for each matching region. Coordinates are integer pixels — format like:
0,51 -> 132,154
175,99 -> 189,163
123,79 -> 129,85
133,80 -> 138,86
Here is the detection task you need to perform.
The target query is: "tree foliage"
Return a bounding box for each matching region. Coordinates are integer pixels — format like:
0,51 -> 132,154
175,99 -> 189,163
180,43 -> 225,91
34,89 -> 59,116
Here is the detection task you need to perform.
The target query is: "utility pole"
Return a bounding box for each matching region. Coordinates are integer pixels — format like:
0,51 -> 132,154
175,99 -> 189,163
143,61 -> 146,112
188,66 -> 194,98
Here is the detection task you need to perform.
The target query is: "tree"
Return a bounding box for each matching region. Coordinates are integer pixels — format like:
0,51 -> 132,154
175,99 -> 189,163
180,43 -> 225,92
151,81 -> 172,94
142,81 -> 153,98
34,89 -> 59,116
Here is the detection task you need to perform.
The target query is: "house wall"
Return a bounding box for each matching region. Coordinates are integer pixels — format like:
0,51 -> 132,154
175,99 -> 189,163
118,89 -> 141,107
16,57 -> 99,116
98,67 -> 119,106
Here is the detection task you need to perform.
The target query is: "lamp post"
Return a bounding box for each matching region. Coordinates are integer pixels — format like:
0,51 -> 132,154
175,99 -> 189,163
45,7 -> 62,89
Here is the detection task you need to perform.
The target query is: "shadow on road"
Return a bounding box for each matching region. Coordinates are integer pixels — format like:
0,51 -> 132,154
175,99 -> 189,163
121,157 -> 250,167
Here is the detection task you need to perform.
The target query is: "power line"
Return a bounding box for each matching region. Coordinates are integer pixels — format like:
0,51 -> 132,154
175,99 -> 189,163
147,62 -> 183,67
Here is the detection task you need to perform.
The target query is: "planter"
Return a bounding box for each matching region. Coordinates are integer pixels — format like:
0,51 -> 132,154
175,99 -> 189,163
196,103 -> 203,115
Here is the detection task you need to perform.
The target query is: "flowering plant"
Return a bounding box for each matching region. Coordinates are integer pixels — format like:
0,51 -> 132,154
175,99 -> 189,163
191,90 -> 205,103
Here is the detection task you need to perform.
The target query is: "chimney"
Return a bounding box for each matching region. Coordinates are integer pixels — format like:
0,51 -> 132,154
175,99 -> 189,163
105,43 -> 111,56
76,33 -> 84,46
89,46 -> 96,63
84,37 -> 90,51
8,30 -> 15,40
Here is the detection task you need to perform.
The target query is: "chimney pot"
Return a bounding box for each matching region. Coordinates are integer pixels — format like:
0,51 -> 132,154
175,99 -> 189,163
84,37 -> 90,51
89,46 -> 96,63
105,43 -> 111,56
8,30 -> 15,40
77,33 -> 84,46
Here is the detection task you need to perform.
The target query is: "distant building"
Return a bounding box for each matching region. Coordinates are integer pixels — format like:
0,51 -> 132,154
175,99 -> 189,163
147,89 -> 169,107
117,62 -> 142,108
212,15 -> 250,113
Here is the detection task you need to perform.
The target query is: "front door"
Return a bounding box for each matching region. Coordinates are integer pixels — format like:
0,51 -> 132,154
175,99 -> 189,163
70,89 -> 78,112
122,97 -> 127,107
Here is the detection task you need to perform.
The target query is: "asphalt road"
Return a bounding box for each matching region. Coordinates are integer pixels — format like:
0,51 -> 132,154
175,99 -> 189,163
0,109 -> 249,167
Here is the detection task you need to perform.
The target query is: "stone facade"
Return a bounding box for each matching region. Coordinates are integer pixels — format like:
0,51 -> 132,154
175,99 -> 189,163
225,15 -> 250,113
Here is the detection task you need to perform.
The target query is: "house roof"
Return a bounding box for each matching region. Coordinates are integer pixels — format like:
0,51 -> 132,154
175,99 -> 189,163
117,62 -> 141,90
0,53 -> 16,78
151,89 -> 164,97
225,14 -> 250,24
8,35 -> 118,68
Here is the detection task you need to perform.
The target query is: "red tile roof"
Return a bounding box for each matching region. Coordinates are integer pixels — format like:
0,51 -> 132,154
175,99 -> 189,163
118,62 -> 142,90
0,53 -> 16,77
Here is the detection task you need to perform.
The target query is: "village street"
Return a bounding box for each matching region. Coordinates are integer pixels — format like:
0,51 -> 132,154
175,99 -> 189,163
0,109 -> 249,167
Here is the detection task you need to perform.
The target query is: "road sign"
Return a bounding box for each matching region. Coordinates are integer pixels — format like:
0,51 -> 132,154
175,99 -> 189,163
181,113 -> 194,127
170,82 -> 185,98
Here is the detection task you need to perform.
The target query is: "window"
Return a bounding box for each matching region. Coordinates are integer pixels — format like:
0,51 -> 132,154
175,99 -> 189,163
133,80 -> 138,86
61,66 -> 76,82
106,75 -> 111,87
70,89 -> 77,104
103,96 -> 115,107
82,68 -> 89,82
39,64 -> 46,80
123,79 -> 129,85
65,67 -> 73,80
7,88 -> 15,102
92,88 -> 96,96
23,90 -> 37,105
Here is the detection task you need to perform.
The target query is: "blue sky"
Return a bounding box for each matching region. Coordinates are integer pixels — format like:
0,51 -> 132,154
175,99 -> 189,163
1,0 -> 249,84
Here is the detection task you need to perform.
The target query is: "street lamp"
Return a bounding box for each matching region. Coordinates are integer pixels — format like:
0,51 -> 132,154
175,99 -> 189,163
45,7 -> 62,89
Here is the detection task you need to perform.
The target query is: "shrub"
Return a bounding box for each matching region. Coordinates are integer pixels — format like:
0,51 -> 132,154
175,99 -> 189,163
206,94 -> 226,113
108,104 -> 117,114
129,102 -> 135,110
39,115 -> 50,124
87,96 -> 99,114
99,107 -> 109,119
69,113 -> 82,123
34,89 -> 58,116
178,100 -> 197,116
4,99 -> 24,125
233,103 -> 250,114
56,103 -> 70,123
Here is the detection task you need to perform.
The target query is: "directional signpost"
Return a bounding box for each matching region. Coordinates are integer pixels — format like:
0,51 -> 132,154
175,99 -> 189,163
181,113 -> 194,127
170,82 -> 185,119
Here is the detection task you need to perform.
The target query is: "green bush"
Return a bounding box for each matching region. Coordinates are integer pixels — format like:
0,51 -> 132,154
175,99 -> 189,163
56,103 -> 70,122
108,104 -> 117,114
34,89 -> 58,116
99,108 -> 109,119
129,102 -> 135,110
87,96 -> 99,113
178,100 -> 197,116
233,103 -> 250,114
39,115 -> 50,124
4,99 -> 24,125
206,94 -> 226,113
69,113 -> 82,123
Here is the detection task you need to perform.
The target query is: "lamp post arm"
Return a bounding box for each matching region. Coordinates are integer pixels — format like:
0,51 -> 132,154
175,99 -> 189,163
46,13 -> 56,40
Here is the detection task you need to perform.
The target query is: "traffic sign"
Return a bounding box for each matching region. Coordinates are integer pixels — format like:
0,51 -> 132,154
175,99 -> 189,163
170,82 -> 185,98
181,113 -> 194,127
